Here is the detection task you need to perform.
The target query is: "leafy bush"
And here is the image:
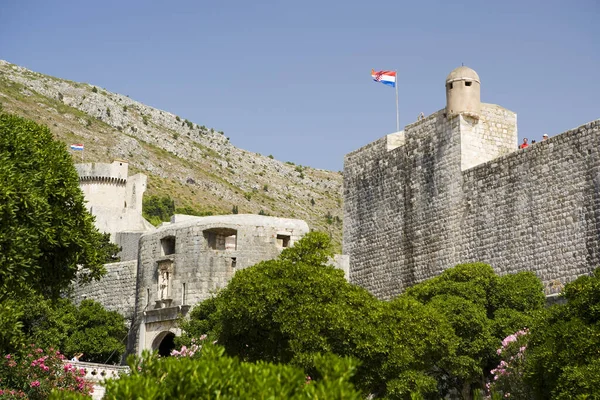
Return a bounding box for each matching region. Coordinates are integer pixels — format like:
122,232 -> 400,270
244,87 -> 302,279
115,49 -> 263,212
0,346 -> 92,399
179,233 -> 457,398
178,238 -> 547,398
103,345 -> 360,399
142,195 -> 175,226
13,296 -> 127,364
401,264 -> 545,396
524,268 -> 600,399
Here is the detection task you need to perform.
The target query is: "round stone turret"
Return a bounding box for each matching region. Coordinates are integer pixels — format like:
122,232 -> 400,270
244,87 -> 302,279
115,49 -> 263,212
445,66 -> 481,118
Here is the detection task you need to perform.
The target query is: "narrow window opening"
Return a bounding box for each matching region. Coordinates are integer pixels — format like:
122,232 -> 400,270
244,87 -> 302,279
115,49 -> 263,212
160,236 -> 176,256
146,288 -> 150,306
465,81 -> 472,87
231,257 -> 237,268
182,283 -> 186,305
448,82 -> 453,89
277,234 -> 291,248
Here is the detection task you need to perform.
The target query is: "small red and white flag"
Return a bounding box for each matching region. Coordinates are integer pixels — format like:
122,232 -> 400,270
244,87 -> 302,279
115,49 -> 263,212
371,69 -> 396,87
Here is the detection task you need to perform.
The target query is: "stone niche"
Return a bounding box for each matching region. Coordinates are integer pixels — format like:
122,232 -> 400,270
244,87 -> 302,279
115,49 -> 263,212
156,259 -> 174,308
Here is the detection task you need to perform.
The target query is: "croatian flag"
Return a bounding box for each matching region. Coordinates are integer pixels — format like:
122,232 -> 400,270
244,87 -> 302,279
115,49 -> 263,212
70,144 -> 84,151
371,69 -> 396,87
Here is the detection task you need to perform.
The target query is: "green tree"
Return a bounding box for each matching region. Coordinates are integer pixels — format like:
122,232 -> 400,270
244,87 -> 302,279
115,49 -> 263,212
174,205 -> 213,217
0,113 -> 107,301
179,232 -> 457,398
98,232 -> 122,263
375,297 -> 458,398
524,269 -> 600,399
62,299 -> 127,363
404,263 -> 545,396
12,296 -> 127,364
142,195 -> 175,225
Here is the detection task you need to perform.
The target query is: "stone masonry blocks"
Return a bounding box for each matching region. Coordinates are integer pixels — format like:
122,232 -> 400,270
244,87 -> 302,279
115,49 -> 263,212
344,104 -> 599,300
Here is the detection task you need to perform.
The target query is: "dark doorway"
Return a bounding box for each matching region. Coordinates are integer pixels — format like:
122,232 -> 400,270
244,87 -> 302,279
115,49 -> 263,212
157,332 -> 176,357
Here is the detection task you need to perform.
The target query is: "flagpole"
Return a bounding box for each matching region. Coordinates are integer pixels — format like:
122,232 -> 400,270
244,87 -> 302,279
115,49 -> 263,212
395,70 -> 399,132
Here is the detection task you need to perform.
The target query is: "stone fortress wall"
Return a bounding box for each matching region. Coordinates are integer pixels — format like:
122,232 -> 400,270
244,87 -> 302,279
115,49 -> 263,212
72,260 -> 138,325
129,214 -> 310,355
344,66 -> 600,300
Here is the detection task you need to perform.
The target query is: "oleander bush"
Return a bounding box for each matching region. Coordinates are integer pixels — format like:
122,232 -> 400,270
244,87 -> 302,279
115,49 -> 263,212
0,346 -> 92,400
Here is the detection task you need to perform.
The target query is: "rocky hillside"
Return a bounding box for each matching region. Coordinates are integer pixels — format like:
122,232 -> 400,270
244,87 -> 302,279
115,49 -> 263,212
0,60 -> 343,250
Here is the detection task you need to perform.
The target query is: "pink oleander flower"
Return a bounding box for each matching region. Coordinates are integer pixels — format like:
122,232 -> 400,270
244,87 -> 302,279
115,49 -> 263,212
199,334 -> 207,341
30,380 -> 41,387
5,354 -> 11,359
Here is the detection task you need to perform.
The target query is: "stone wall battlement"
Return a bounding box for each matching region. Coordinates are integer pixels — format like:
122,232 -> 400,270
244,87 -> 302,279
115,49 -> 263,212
75,160 -> 130,181
79,176 -> 127,185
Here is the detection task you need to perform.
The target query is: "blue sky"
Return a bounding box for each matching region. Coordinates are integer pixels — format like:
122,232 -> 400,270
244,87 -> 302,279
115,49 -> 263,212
1,0 -> 598,171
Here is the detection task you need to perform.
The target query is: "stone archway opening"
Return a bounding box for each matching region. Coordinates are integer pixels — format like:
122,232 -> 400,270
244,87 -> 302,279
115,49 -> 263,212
153,331 -> 176,357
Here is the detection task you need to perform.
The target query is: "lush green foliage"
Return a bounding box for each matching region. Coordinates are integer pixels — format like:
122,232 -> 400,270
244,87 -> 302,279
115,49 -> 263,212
0,112 -> 108,300
142,195 -> 174,225
524,268 -> 600,399
102,345 -> 360,399
181,236 -> 548,398
142,195 -> 214,225
97,232 -> 121,264
6,296 -> 127,364
404,264 -> 545,395
0,345 -> 92,399
180,233 -> 457,398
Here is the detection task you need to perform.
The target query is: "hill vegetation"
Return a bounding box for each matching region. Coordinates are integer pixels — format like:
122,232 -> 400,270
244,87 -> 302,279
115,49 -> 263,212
0,60 -> 343,249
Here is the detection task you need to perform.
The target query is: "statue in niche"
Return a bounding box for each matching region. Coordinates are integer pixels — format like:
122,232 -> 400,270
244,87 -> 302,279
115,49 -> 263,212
158,267 -> 171,300
159,270 -> 169,300
156,259 -> 174,306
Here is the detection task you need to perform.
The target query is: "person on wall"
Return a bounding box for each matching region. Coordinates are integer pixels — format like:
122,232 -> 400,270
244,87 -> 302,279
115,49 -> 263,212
519,138 -> 529,149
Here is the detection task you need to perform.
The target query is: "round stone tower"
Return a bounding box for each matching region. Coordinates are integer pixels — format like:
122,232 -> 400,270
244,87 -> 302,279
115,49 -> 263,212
445,66 -> 481,118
